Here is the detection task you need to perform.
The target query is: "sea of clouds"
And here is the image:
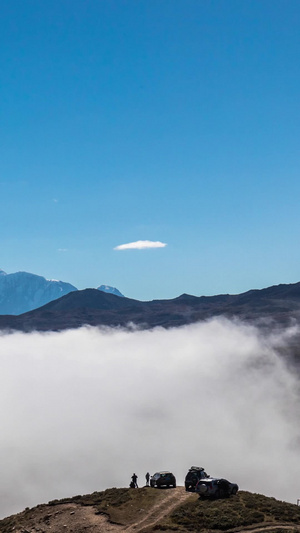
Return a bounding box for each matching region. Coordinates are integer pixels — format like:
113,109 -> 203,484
0,318 -> 300,518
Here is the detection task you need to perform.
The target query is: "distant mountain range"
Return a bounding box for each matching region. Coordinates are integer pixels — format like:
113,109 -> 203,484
0,269 -> 124,315
1,278 -> 300,337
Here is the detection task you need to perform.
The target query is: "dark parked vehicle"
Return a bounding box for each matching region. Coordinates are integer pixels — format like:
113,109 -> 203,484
195,477 -> 239,499
150,471 -> 176,488
185,466 -> 208,492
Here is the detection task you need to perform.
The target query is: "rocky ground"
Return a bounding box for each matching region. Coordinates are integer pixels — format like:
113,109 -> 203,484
2,487 -> 300,533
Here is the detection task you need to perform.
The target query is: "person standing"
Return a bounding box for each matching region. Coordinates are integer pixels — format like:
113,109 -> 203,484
131,473 -> 138,488
145,472 -> 150,486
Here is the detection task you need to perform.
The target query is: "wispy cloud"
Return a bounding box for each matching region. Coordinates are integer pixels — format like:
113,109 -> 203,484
57,248 -> 68,252
114,240 -> 167,250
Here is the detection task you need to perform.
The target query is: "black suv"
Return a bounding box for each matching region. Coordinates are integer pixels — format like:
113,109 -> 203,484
150,471 -> 176,488
195,477 -> 239,498
185,466 -> 208,492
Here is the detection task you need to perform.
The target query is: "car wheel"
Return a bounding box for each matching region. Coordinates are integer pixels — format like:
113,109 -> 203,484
173,482 -> 176,488
197,484 -> 207,495
232,487 -> 237,495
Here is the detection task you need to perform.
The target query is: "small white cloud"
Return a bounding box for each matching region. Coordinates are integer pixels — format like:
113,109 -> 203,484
57,248 -> 68,252
114,240 -> 167,250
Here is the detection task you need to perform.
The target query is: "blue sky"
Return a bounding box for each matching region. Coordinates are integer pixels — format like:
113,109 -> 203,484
1,0 -> 300,300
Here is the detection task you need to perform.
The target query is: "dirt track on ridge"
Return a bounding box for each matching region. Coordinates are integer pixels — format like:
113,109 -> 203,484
9,489 -> 300,533
10,487 -> 192,533
124,486 -> 192,532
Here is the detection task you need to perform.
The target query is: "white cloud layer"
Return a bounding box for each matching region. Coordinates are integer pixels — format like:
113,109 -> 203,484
114,240 -> 167,250
0,319 -> 300,519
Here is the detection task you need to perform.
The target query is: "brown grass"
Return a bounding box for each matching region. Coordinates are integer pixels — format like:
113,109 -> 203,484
49,486 -> 168,525
1,489 -> 300,533
155,491 -> 300,532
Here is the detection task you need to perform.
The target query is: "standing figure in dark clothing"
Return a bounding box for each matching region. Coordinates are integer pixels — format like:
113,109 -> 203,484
145,472 -> 150,486
131,473 -> 138,488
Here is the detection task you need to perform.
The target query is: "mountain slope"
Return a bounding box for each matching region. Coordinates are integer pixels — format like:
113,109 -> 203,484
0,270 -> 77,314
1,281 -> 300,332
0,270 -> 125,315
1,488 -> 300,533
97,285 -> 124,297
32,288 -> 142,312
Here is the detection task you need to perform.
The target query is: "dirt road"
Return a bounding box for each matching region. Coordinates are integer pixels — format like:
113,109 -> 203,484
8,489 -> 300,533
124,486 -> 192,532
11,487 -> 192,533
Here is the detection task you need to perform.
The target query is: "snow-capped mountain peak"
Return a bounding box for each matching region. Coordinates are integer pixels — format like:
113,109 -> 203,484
0,269 -> 125,314
97,285 -> 124,297
0,271 -> 77,315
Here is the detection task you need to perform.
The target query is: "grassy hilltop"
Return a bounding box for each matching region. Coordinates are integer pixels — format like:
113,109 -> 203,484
1,487 -> 300,533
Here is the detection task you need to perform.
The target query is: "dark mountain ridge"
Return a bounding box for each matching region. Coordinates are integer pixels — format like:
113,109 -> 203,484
1,281 -> 300,332
37,288 -> 144,312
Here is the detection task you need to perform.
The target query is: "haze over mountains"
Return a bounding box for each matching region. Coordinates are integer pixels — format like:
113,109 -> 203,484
1,269 -> 300,334
0,270 -> 123,315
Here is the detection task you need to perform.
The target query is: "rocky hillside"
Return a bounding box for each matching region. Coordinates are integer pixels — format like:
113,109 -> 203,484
1,487 -> 300,533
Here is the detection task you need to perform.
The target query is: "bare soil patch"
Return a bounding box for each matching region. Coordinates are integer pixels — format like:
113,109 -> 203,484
2,489 -> 300,533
